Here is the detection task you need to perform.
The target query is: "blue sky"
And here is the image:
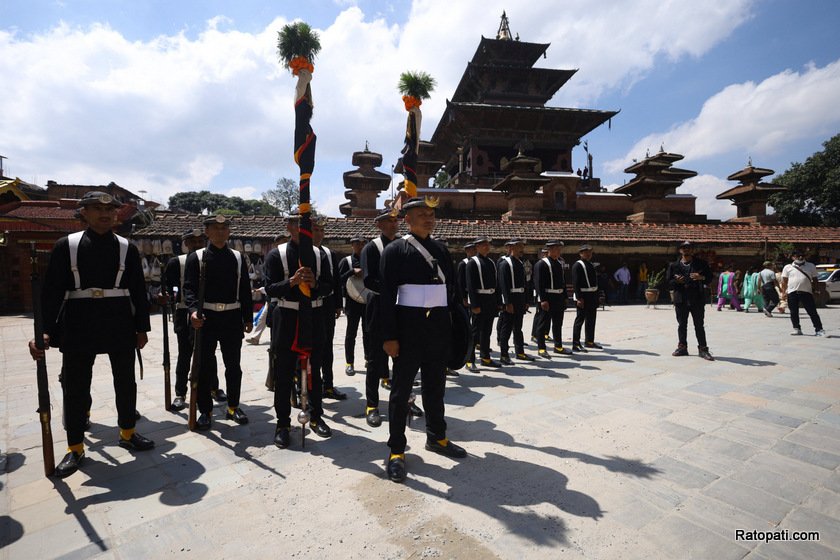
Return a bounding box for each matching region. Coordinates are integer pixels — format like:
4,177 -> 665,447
2,0 -> 840,219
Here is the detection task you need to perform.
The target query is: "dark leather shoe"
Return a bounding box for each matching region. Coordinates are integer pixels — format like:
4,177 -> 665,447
409,402 -> 424,417
212,389 -> 228,403
572,344 -> 587,353
274,426 -> 290,448
387,456 -> 406,483
119,432 -> 155,451
381,379 -> 392,390
196,413 -> 211,431
225,407 -> 249,424
480,358 -> 501,368
537,349 -> 551,359
345,365 -> 356,376
366,408 -> 382,427
323,387 -> 348,400
445,368 -> 460,377
553,345 -> 571,355
516,353 -> 536,362
425,439 -> 467,459
466,362 -> 480,373
55,450 -> 84,478
584,341 -> 603,350
698,347 -> 715,361
499,355 -> 513,365
171,396 -> 187,410
310,418 -> 332,438
672,345 -> 688,357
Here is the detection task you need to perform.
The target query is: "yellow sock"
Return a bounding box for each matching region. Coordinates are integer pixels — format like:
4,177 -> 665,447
68,443 -> 84,454
437,438 -> 449,446
366,407 -> 377,414
389,453 -> 405,461
227,407 -> 235,415
119,428 -> 135,441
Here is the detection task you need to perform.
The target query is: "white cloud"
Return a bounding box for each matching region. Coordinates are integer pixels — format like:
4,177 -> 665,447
226,186 -> 258,199
0,1 -> 759,214
682,174 -> 736,221
607,59 -> 840,173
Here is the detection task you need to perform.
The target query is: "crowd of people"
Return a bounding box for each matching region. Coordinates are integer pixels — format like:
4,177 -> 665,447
27,191 -> 829,483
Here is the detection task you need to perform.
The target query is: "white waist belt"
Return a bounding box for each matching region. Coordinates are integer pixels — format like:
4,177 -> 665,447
510,288 -> 525,293
580,287 -> 598,293
397,284 -> 447,308
204,302 -> 241,312
66,288 -> 130,300
545,289 -> 565,294
176,303 -> 188,309
476,288 -> 496,295
275,299 -> 323,310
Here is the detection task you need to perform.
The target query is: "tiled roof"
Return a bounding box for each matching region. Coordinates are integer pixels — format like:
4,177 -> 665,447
131,211 -> 840,247
0,201 -> 83,232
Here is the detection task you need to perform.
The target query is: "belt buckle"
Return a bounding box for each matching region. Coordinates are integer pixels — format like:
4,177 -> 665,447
91,288 -> 104,298
215,303 -> 226,311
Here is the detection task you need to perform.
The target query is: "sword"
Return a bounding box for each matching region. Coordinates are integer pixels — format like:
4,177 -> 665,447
136,348 -> 144,380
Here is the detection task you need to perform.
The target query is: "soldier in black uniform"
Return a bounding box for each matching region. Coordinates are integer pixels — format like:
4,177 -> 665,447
466,236 -> 500,369
162,229 -> 220,410
456,242 -> 476,308
533,240 -> 571,357
380,198 -> 467,483
571,244 -> 601,352
497,238 -> 534,364
184,215 -> 253,430
29,191 -> 154,478
339,235 -> 370,376
531,247 -> 550,343
361,211 -> 399,427
312,218 -> 347,400
666,241 -> 714,360
263,213 -> 333,448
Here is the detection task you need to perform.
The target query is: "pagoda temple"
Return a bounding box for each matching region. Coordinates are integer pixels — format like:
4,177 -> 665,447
615,149 -> 701,223
716,162 -> 787,223
339,146 -> 391,218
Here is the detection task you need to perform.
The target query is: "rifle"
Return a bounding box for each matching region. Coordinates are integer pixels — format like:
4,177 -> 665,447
30,243 -> 55,477
298,358 -> 310,448
187,250 -> 207,430
162,293 -> 172,411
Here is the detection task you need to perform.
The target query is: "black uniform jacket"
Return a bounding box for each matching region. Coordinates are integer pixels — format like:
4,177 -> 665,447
456,257 -> 470,304
379,233 -> 455,342
534,257 -> 567,304
261,240 -> 332,315
466,254 -> 498,307
338,252 -> 363,308
361,235 -> 393,333
163,254 -> 191,332
497,255 -> 527,307
571,259 -> 598,300
42,228 -> 150,353
318,245 -> 343,311
667,257 -> 712,304
183,242 -> 253,327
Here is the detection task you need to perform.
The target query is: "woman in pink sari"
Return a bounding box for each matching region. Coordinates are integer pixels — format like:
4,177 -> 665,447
716,264 -> 742,311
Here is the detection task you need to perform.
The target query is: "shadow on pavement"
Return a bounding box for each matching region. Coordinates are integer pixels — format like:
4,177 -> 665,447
0,515 -> 24,549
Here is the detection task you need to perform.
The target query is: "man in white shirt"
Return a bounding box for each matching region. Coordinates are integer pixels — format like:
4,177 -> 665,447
613,263 -> 631,305
780,249 -> 825,336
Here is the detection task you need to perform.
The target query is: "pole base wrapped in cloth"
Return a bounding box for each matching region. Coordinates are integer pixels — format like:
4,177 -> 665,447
448,303 -> 472,371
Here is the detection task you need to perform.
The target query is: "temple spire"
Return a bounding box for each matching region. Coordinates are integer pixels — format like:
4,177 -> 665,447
497,11 -> 512,41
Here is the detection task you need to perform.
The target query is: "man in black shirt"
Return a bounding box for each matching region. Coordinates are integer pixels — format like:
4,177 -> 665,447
184,215 -> 253,430
534,240 -> 570,357
466,236 -> 500,369
380,197 -> 466,483
312,218 -> 347,401
339,235 -> 370,376
29,191 -> 154,478
666,241 -> 714,360
497,238 -> 534,364
571,244 -> 600,352
262,213 -> 334,448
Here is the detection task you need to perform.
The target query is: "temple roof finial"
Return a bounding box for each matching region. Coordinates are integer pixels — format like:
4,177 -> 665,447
748,156 -> 753,167
497,11 -> 512,41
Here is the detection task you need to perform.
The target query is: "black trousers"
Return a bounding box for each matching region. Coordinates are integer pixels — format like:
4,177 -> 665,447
388,307 -> 450,455
762,284 -> 780,312
319,303 -> 337,390
675,298 -> 708,347
344,300 -> 370,365
788,291 -> 823,331
498,305 -> 525,356
197,312 -> 243,414
62,348 -> 136,447
536,300 -> 566,350
366,330 -> 389,409
271,307 -> 325,427
572,293 -> 598,344
470,295 -> 496,361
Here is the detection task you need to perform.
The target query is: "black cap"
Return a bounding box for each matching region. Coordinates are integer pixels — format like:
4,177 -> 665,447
78,191 -> 121,208
463,241 -> 476,249
181,228 -> 205,240
578,243 -> 593,252
473,235 -> 492,245
545,240 -> 564,247
505,238 -> 525,246
374,210 -> 396,223
350,235 -> 365,243
274,233 -> 289,242
401,197 -> 435,211
679,240 -> 694,249
203,214 -> 230,225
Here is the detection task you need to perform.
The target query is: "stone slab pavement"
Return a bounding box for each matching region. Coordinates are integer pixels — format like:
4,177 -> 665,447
1,302 -> 838,559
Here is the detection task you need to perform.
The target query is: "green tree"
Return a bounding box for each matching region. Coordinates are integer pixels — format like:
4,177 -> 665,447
432,167 -> 451,188
769,133 -> 840,226
261,177 -> 314,216
168,190 -> 280,215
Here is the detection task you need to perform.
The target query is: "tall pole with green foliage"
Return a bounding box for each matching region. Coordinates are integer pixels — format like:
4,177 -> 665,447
395,71 -> 436,208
